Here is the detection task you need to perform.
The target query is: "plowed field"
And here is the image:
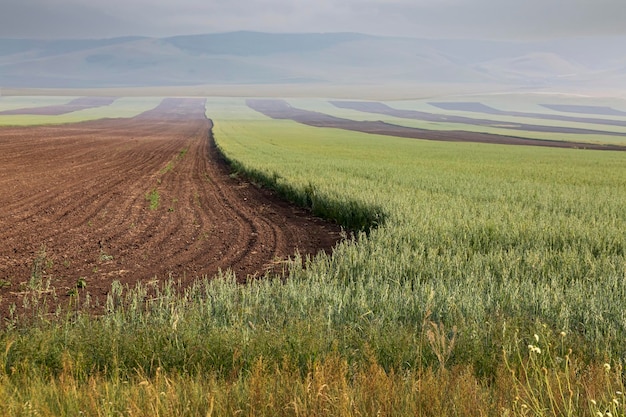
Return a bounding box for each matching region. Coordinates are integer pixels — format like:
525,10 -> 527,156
0,98 -> 342,316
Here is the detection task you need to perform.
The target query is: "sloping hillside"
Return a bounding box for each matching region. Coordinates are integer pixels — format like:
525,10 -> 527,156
0,32 -> 624,89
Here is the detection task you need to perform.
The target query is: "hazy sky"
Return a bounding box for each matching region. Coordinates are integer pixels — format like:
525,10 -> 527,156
2,0 -> 626,39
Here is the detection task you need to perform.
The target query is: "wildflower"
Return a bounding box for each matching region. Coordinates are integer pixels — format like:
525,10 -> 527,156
591,399 -> 597,406
534,334 -> 539,342
560,331 -> 566,337
617,391 -> 623,396
604,363 -> 611,372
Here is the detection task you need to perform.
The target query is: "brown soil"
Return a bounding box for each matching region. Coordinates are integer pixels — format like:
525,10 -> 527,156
0,98 -> 342,318
248,99 -> 626,151
429,102 -> 626,128
332,101 -> 626,136
0,97 -> 118,116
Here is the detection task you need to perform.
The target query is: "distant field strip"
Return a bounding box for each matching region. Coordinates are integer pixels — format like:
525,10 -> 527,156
0,96 -> 118,115
0,97 -> 164,126
333,100 -> 626,137
247,99 -> 626,151
286,98 -> 626,145
430,101 -> 626,128
0,96 -> 75,112
540,104 -> 626,116
288,98 -> 626,145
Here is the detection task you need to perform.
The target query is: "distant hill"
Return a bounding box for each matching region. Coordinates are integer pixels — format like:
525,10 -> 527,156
0,31 -> 625,89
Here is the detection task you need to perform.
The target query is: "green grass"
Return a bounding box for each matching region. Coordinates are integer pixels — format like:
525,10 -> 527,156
1,326 -> 624,417
145,189 -> 160,210
208,98 -> 626,361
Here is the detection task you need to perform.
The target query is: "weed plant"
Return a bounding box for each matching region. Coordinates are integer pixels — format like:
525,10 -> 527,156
145,189 -> 160,210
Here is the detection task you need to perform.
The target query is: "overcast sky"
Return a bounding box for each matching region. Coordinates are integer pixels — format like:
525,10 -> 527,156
2,0 -> 626,40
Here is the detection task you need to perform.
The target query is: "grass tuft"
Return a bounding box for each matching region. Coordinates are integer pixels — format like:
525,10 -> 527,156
146,189 -> 160,210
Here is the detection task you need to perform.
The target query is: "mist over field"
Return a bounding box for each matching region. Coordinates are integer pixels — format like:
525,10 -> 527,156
1,31 -> 625,94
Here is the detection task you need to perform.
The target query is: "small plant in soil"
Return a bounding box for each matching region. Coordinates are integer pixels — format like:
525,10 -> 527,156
30,245 -> 52,290
146,188 -> 160,210
99,250 -> 114,262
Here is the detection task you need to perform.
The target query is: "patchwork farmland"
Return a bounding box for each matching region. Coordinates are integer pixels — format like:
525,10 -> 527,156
0,94 -> 625,415
247,98 -> 626,149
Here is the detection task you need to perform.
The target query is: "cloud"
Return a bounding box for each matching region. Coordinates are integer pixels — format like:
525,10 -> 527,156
0,0 -> 129,38
1,0 -> 626,39
400,0 -> 626,39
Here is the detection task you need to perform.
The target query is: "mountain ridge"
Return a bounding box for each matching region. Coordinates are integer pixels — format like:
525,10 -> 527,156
1,31 -> 624,89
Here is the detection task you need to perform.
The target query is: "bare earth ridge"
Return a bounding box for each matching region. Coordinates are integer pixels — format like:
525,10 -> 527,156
0,98 -> 342,317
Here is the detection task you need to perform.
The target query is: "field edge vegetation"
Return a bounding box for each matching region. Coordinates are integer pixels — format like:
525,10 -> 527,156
2,277 -> 625,416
